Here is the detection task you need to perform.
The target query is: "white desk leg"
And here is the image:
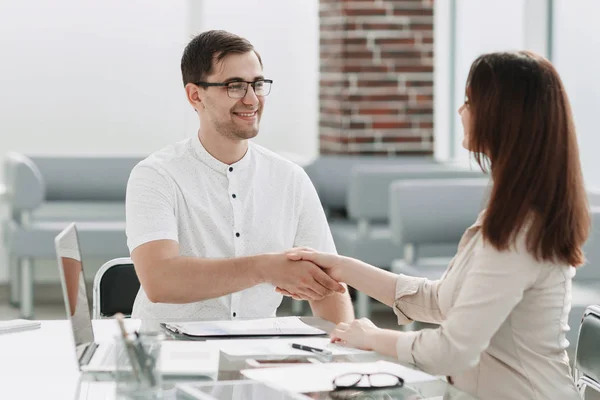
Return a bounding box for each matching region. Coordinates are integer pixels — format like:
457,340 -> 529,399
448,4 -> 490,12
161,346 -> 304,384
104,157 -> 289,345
9,256 -> 20,307
20,258 -> 34,319
291,299 -> 304,316
356,292 -> 370,319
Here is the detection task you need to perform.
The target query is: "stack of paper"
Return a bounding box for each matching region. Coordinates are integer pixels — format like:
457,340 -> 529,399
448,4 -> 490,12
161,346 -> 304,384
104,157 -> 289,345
212,337 -> 374,357
0,319 -> 41,335
241,360 -> 437,393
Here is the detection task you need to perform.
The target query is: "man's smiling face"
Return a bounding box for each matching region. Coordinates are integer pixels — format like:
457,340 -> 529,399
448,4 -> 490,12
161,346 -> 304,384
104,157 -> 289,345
197,51 -> 266,141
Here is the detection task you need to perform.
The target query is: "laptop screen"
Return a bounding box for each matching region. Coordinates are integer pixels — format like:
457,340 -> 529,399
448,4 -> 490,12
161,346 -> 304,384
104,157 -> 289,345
55,223 -> 95,364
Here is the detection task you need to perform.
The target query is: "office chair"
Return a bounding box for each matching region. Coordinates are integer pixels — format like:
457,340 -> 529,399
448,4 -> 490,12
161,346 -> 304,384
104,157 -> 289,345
92,257 -> 140,319
574,305 -> 600,398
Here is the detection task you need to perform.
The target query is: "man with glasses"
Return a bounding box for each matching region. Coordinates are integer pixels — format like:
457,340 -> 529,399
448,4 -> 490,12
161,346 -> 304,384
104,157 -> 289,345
126,30 -> 354,323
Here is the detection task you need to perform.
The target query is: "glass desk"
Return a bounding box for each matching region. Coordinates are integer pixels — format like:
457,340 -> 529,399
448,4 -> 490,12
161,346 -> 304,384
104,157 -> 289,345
76,317 -> 478,400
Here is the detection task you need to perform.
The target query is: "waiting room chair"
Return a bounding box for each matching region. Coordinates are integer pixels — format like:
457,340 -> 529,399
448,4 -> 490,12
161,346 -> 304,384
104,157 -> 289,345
389,178 -> 490,280
343,167 -> 485,318
574,305 -> 600,399
92,257 -> 140,319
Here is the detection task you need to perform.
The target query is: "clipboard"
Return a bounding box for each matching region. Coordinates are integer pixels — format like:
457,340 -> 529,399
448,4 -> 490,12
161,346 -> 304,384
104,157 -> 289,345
160,317 -> 327,338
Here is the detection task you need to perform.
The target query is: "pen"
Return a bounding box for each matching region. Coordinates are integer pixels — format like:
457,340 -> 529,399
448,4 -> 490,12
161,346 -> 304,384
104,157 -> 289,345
291,343 -> 333,356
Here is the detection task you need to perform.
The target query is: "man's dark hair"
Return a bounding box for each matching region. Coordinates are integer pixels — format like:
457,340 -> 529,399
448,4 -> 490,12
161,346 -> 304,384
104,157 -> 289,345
181,30 -> 262,86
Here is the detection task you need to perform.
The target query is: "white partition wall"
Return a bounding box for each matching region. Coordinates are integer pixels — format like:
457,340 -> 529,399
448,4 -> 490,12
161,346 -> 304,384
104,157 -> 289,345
553,0 -> 600,188
434,0 -> 553,165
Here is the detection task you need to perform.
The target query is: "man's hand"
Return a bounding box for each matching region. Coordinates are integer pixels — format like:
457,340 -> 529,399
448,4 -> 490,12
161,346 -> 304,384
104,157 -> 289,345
285,248 -> 346,282
264,253 -> 346,301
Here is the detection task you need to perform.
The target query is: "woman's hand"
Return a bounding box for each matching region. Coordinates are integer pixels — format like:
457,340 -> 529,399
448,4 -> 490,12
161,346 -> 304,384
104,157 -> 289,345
285,247 -> 346,282
329,318 -> 380,351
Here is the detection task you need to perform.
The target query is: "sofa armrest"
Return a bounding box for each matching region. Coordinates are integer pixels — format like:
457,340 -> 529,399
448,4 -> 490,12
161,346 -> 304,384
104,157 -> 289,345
4,152 -> 45,214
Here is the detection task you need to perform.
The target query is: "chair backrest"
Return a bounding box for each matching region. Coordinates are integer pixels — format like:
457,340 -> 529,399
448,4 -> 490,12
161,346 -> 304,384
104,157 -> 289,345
575,305 -> 600,398
389,178 -> 490,261
304,155 -> 437,215
349,165 -> 485,222
579,208 -> 600,281
92,257 -> 140,319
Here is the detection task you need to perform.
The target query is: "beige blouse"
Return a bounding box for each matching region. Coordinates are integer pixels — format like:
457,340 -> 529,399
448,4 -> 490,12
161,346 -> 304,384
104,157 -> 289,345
392,212 -> 581,400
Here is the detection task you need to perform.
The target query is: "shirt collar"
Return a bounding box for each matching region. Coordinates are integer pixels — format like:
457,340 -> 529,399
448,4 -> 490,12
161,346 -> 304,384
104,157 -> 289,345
192,136 -> 253,175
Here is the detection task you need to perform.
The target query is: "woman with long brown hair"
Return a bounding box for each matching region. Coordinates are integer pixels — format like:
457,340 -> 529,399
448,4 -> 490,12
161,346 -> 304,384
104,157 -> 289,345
283,51 -> 589,399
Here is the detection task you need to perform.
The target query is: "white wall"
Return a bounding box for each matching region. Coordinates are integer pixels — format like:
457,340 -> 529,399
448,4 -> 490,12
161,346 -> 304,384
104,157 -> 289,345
553,0 -> 600,188
0,0 -> 190,159
0,0 -> 190,283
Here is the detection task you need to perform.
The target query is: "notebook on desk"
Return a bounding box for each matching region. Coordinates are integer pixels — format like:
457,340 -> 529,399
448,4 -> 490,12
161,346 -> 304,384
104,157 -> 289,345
161,316 -> 327,338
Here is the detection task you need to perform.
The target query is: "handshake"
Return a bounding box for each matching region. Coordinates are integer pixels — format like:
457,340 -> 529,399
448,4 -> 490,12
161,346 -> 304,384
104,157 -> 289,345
268,248 -> 347,302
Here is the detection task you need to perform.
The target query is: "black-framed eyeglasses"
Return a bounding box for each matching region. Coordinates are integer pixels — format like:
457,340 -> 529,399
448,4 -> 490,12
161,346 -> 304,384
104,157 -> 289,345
195,79 -> 273,99
333,373 -> 404,391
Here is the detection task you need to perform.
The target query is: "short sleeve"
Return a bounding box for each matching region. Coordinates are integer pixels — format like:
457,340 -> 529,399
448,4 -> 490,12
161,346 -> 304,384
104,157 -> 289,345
126,164 -> 178,252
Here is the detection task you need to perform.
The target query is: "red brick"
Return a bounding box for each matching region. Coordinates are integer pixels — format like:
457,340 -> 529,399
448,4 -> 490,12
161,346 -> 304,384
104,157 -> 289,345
341,65 -> 389,73
344,8 -> 387,16
406,80 -> 433,87
381,50 -> 423,59
406,107 -> 433,114
359,108 -> 399,115
393,65 -> 433,72
362,23 -> 406,30
356,80 -> 398,88
393,8 -> 433,16
348,94 -> 410,102
342,50 -> 374,59
409,23 -> 434,31
372,122 -> 411,129
375,38 -> 416,45
381,136 -> 423,143
344,38 -> 368,45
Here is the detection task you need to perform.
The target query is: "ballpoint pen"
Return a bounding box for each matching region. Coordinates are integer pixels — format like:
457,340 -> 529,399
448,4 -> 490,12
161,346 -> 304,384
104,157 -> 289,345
291,343 -> 333,357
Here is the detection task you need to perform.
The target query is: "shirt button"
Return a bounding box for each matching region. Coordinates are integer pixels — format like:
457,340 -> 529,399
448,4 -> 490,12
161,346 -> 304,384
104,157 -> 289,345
233,312 -> 237,317
229,167 -> 233,172
235,232 -> 240,237
232,194 -> 236,199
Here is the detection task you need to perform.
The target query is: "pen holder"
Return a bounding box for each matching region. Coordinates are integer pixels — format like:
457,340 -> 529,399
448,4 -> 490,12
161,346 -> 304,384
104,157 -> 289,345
115,332 -> 164,400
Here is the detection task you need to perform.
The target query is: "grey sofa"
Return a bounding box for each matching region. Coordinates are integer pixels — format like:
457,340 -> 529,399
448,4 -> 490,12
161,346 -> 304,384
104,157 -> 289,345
3,153 -> 144,318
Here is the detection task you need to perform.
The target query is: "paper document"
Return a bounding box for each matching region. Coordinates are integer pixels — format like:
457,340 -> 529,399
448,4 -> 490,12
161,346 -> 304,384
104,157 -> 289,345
162,317 -> 326,337
0,319 -> 41,335
213,337 -> 374,357
241,361 -> 438,393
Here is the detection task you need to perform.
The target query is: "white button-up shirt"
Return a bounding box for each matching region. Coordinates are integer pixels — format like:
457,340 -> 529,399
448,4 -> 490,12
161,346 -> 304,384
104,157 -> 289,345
126,136 -> 336,320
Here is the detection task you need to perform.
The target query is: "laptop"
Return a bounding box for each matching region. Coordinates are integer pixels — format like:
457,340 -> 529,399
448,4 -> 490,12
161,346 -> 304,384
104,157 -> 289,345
55,223 -> 218,377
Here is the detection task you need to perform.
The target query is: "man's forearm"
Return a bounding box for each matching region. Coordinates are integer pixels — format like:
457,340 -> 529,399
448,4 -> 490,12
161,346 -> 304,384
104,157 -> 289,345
309,286 -> 354,324
139,255 -> 269,303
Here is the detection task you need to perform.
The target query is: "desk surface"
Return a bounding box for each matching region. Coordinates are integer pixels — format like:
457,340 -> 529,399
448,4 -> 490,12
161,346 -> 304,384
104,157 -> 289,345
0,318 -> 476,399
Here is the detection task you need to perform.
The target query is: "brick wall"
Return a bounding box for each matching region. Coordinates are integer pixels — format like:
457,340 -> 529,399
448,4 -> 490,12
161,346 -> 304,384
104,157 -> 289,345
319,0 -> 434,155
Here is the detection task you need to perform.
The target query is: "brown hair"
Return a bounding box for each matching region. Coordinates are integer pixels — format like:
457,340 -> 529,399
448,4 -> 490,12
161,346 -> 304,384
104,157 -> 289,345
181,30 -> 263,86
466,51 -> 589,266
